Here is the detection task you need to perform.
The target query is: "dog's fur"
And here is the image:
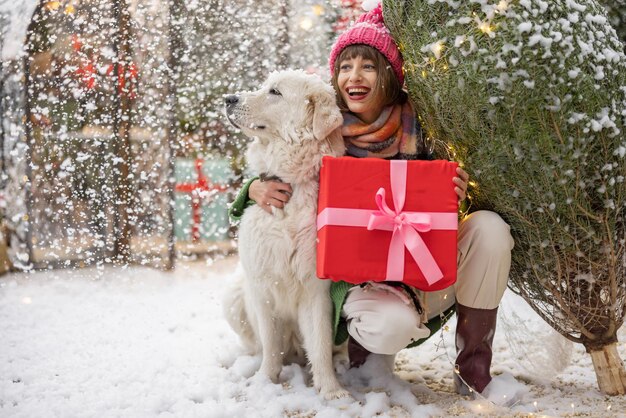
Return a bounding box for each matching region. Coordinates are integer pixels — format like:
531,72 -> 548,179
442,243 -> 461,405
223,70 -> 348,399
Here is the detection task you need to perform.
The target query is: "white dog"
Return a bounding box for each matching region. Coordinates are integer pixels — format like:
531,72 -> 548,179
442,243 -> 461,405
223,70 -> 348,399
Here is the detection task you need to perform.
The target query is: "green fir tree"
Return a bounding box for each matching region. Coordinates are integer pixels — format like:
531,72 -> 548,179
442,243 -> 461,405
384,0 -> 626,395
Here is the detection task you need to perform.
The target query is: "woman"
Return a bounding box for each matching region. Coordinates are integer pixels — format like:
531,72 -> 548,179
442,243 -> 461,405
229,4 -> 514,399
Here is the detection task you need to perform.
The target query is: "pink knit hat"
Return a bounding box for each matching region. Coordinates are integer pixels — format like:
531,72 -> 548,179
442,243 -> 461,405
328,3 -> 404,85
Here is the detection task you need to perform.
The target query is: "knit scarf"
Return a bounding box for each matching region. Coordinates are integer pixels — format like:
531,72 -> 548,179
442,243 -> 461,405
342,101 -> 423,159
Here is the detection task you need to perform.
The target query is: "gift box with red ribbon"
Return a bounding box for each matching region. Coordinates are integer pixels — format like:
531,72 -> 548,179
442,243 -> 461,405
316,156 -> 458,291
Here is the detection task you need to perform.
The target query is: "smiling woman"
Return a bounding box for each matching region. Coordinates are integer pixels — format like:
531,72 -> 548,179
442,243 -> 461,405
331,44 -> 404,125
228,2 -> 522,402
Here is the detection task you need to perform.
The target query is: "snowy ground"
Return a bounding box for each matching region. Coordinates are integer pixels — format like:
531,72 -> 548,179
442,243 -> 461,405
1,255 -> 625,418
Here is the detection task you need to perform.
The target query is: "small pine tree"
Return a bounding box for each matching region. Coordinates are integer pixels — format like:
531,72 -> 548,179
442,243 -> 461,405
384,0 -> 626,395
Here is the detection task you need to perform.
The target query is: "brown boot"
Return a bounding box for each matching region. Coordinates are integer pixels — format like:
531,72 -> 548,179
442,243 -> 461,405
348,337 -> 371,368
454,303 -> 498,395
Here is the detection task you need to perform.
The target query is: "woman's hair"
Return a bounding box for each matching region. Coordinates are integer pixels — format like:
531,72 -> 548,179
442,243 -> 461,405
331,44 -> 406,112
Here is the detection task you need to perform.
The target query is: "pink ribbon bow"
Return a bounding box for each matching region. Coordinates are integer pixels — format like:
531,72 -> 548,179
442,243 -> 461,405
317,160 -> 457,285
367,159 -> 443,283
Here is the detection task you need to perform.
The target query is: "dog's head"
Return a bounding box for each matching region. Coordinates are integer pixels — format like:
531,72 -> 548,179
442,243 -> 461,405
224,70 -> 343,144
224,70 -> 345,182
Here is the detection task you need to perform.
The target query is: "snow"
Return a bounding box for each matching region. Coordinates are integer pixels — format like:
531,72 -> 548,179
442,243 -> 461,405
0,0 -> 39,60
1,256 -> 625,417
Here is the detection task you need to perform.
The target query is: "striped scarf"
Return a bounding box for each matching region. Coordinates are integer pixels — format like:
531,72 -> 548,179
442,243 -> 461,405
342,101 -> 424,159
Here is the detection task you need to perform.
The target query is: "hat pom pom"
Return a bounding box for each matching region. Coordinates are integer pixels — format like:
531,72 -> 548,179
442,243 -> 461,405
357,2 -> 384,25
362,0 -> 380,12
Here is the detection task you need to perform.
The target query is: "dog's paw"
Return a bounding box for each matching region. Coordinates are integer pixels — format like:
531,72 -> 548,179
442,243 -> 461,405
259,363 -> 282,383
321,386 -> 351,400
333,352 -> 350,375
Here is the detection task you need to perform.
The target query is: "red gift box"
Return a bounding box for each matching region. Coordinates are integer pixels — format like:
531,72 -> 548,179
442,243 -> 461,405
316,156 -> 458,291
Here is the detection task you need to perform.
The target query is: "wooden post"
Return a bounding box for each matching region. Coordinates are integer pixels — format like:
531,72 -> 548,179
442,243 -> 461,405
111,0 -> 133,264
22,3 -> 47,269
164,0 -> 185,270
276,0 -> 290,70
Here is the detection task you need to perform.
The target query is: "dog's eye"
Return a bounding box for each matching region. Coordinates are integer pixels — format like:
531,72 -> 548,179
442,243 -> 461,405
269,88 -> 282,96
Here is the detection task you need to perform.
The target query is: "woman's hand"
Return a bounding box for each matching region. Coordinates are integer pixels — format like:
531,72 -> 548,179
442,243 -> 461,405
453,167 -> 469,205
249,179 -> 293,214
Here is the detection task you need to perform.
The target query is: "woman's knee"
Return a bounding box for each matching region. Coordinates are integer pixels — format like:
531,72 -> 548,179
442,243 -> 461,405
460,210 -> 514,254
343,287 -> 426,354
348,303 -> 422,354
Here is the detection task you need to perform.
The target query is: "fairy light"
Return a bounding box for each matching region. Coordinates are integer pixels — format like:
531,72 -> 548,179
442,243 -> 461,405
496,0 -> 509,12
44,1 -> 61,11
22,297 -> 32,304
312,4 -> 324,16
478,22 -> 493,35
299,17 -> 314,31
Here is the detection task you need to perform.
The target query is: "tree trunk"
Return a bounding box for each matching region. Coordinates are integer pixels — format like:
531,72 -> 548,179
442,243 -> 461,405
589,343 -> 626,395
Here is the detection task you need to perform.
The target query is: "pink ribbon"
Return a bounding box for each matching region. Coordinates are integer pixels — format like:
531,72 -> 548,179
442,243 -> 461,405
317,160 -> 457,285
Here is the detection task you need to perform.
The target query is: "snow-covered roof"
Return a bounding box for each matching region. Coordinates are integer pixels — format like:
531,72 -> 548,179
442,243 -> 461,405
0,0 -> 40,60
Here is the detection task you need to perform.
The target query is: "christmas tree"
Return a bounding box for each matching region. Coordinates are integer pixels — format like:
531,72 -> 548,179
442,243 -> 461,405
384,0 -> 626,395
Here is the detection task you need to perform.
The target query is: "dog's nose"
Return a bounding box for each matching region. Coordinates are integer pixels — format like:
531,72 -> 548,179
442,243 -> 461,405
224,95 -> 239,106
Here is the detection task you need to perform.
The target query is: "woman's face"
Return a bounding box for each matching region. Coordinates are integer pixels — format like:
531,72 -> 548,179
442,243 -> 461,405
337,55 -> 384,124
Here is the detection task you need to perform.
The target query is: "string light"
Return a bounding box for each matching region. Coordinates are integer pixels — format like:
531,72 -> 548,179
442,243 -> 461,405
496,0 -> 509,12
22,297 -> 32,304
478,22 -> 493,35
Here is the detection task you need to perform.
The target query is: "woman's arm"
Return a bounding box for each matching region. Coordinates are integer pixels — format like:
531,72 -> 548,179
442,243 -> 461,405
228,177 -> 293,222
249,178 -> 293,213
228,177 -> 259,222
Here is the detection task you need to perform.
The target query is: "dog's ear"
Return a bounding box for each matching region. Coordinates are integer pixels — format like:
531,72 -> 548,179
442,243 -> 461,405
310,90 -> 343,140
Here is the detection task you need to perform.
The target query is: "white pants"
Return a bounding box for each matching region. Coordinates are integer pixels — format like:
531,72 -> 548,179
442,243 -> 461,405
342,210 -> 514,355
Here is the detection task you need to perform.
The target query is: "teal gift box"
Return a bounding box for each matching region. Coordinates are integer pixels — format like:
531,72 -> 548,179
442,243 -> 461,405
174,158 -> 233,242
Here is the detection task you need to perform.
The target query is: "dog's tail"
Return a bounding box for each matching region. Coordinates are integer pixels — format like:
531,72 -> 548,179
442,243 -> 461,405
222,264 -> 259,354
